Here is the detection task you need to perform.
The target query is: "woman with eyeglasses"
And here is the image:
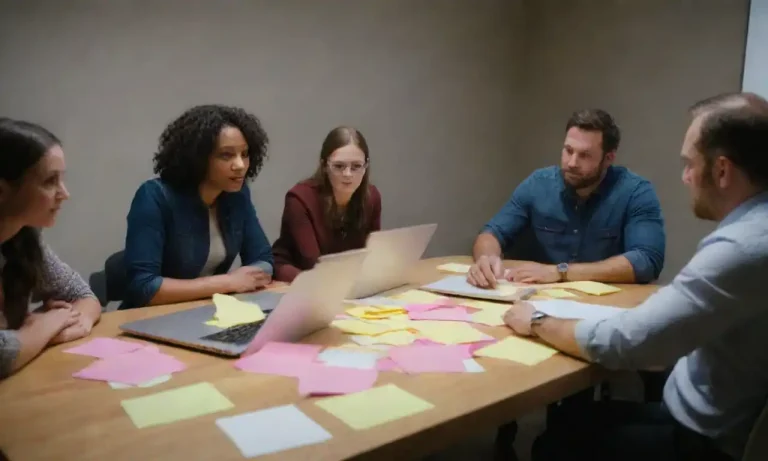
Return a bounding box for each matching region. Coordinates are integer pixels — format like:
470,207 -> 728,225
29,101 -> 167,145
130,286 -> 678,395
272,126 -> 381,282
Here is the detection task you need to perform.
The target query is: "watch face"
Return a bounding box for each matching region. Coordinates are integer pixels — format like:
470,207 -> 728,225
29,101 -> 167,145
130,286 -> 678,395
557,263 -> 568,272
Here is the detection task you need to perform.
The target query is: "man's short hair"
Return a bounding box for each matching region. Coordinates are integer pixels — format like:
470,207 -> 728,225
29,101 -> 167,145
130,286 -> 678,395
565,109 -> 621,155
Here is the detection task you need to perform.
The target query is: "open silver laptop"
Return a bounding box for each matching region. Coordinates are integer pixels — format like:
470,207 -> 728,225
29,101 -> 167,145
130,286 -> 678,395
119,248 -> 369,357
329,223 -> 437,299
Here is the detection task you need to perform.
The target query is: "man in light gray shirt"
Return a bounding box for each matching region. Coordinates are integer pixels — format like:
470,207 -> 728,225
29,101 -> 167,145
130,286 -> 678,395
503,92 -> 768,461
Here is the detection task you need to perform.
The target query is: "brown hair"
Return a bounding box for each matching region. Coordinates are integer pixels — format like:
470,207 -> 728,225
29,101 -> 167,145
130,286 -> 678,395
565,109 -> 621,155
309,126 -> 371,234
689,92 -> 768,189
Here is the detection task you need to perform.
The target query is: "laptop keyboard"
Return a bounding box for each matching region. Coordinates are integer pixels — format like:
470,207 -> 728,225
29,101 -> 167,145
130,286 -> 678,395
200,321 -> 264,345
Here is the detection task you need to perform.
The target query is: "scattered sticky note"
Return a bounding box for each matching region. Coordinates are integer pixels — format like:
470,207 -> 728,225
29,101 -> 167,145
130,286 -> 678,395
412,321 -> 492,345
404,303 -> 444,313
346,305 -> 406,320
259,342 -> 322,359
64,337 -> 147,359
235,353 -> 315,377
216,405 -> 332,458
330,319 -> 398,336
558,281 -> 621,296
121,382 -> 234,429
470,309 -> 507,326
463,359 -> 485,373
205,293 -> 265,328
390,290 -> 445,304
317,348 -> 380,370
109,374 -> 172,390
298,364 -> 379,396
473,336 -> 558,365
460,299 -> 511,311
315,384 -> 434,430
388,344 -> 468,373
376,357 -> 401,372
409,306 -> 471,322
539,288 -> 578,299
436,263 -> 471,274
73,348 -> 186,385
368,330 -> 417,346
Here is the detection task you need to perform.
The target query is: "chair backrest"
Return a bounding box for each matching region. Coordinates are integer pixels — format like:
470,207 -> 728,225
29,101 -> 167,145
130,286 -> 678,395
89,250 -> 126,307
742,398 -> 768,461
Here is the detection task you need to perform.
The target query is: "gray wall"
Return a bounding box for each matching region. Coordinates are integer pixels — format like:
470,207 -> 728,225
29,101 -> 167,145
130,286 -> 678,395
519,0 -> 750,281
0,0 -> 752,283
0,0 -> 525,277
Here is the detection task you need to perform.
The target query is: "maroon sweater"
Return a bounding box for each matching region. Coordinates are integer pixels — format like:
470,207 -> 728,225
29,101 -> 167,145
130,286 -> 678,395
272,181 -> 382,282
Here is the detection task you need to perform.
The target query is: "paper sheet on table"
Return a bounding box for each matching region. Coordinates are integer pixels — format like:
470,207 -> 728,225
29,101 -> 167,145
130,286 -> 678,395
388,344 -> 468,373
421,276 -> 533,300
109,374 -> 171,389
538,288 -> 578,299
315,383 -> 434,430
298,364 -> 379,396
473,336 -> 558,365
121,382 -> 234,429
463,358 -> 485,373
350,330 -> 416,346
408,306 -> 471,322
411,321 -> 492,344
346,296 -> 411,307
73,347 -> 186,385
389,289 -> 446,304
436,262 -> 471,274
317,348 -> 380,370
331,319 -> 409,336
528,299 -> 626,322
346,305 -> 406,320
216,405 -> 332,458
205,293 -> 265,328
470,309 -> 507,326
64,337 -> 147,359
552,281 -> 621,296
459,299 -> 512,311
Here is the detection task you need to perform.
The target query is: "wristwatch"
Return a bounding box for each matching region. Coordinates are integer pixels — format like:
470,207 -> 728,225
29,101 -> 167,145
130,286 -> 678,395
556,262 -> 569,282
529,310 -> 549,337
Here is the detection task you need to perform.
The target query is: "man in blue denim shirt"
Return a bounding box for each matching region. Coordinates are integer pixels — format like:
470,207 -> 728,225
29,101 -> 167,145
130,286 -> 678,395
468,109 -> 665,288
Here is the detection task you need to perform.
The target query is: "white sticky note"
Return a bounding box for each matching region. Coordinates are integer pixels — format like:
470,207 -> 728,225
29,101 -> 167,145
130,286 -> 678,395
216,405 -> 332,458
317,348 -> 380,370
463,359 -> 485,373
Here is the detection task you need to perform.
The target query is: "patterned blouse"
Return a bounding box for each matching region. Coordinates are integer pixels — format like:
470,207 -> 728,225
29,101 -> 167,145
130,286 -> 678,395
0,243 -> 95,378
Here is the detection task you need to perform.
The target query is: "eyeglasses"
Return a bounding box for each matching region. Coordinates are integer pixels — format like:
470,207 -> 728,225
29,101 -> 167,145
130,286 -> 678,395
327,161 -> 368,175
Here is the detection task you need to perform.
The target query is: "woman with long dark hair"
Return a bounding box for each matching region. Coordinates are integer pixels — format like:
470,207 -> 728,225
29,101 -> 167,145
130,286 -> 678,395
0,119 -> 100,378
272,126 -> 382,282
122,105 -> 274,308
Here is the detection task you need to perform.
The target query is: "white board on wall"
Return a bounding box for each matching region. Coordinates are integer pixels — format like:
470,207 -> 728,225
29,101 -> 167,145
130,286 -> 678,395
743,0 -> 768,97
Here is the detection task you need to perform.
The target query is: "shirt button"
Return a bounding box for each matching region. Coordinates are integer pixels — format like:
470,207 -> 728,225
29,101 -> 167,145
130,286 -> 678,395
573,229 -> 579,234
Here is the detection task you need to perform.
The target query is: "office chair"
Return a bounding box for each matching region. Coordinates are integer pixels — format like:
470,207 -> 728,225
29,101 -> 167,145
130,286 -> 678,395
88,250 -> 126,310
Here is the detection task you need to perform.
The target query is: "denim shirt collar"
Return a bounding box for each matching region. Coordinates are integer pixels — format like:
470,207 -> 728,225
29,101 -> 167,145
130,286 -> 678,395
560,165 -> 617,204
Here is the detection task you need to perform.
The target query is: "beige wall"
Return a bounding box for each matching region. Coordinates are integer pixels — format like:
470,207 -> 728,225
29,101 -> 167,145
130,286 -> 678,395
0,0 -> 752,282
0,0 -> 526,277
519,0 -> 750,280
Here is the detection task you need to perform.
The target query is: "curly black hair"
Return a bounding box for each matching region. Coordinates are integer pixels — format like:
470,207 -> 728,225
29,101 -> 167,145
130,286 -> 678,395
153,104 -> 269,190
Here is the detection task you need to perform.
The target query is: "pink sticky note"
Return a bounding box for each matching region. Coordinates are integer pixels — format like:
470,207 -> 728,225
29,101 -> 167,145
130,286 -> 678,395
64,337 -> 146,359
258,342 -> 322,361
404,303 -> 443,313
234,353 -> 315,378
375,357 -> 402,372
72,348 -> 186,385
388,344 -> 468,373
297,364 -> 378,396
467,338 -> 498,354
408,307 -> 472,322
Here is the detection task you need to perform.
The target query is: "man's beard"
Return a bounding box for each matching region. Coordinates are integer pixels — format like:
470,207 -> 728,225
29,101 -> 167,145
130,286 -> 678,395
562,158 -> 606,190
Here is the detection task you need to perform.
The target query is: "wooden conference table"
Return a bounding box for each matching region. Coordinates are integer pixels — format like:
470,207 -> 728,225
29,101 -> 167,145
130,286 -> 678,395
0,256 -> 658,461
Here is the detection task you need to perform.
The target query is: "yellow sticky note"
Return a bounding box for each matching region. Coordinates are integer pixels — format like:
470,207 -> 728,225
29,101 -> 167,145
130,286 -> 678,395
474,336 -> 558,365
496,284 -> 521,296
346,306 -> 405,320
205,293 -> 265,328
412,321 -> 490,344
120,382 -> 234,429
539,288 -> 577,299
471,309 -> 507,327
370,330 -> 416,346
331,319 -> 395,336
436,263 -> 471,274
315,384 -> 434,430
460,299 -> 510,311
559,281 -> 621,296
390,290 -> 445,304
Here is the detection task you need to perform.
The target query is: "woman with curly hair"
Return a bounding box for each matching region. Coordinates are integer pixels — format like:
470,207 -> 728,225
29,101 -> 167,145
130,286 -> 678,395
122,105 -> 274,309
272,126 -> 381,282
0,118 -> 101,378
